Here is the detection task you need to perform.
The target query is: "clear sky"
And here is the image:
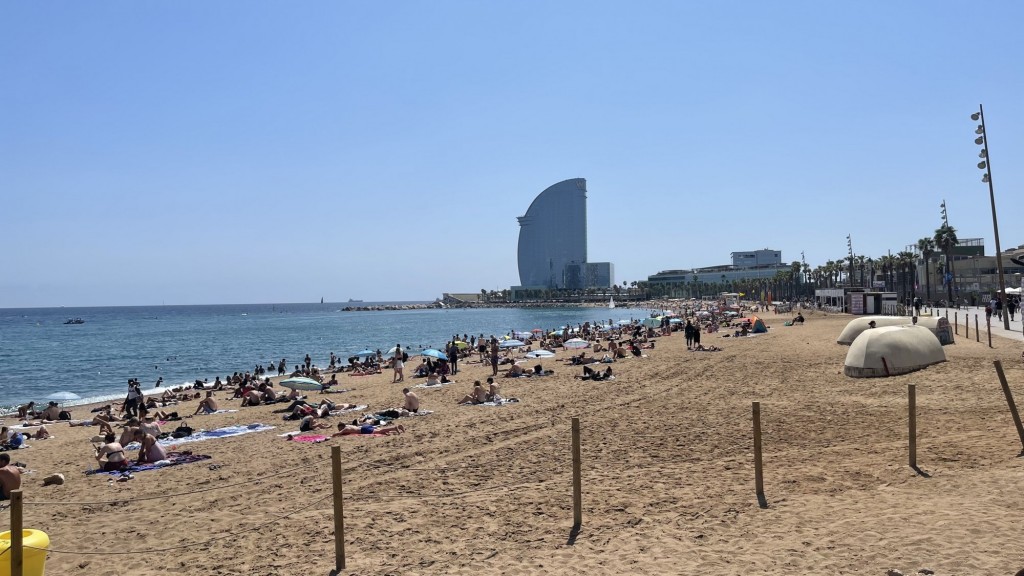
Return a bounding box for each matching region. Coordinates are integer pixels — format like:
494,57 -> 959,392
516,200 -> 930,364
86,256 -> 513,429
3,1 -> 1022,307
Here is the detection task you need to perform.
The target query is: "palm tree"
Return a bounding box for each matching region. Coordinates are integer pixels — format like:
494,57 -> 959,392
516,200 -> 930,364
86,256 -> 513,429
854,255 -> 867,287
934,224 -> 959,305
895,251 -> 915,303
916,237 -> 936,302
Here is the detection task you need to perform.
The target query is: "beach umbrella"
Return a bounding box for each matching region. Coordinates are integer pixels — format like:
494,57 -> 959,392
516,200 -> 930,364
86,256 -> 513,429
549,329 -> 564,336
530,328 -> 544,334
418,349 -> 448,360
641,317 -> 662,328
46,391 -> 81,407
525,350 -> 555,358
563,338 -> 590,350
280,377 -> 323,391
454,340 -> 469,349
499,339 -> 526,348
513,331 -> 533,340
354,349 -> 376,358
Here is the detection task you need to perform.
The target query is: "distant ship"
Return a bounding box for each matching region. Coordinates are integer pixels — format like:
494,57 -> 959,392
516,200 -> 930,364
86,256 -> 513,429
348,298 -> 363,303
64,318 -> 85,325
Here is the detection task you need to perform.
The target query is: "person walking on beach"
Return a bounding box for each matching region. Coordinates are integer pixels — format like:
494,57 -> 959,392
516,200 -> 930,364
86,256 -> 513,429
124,380 -> 141,418
489,337 -> 500,377
392,344 -> 404,383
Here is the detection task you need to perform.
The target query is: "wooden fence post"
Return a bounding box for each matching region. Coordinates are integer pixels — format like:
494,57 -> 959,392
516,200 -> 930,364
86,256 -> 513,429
571,417 -> 582,528
331,445 -> 346,571
11,489 -> 22,576
753,402 -> 764,502
908,384 -> 917,468
975,315 -> 980,343
954,312 -> 958,335
965,313 -> 969,339
993,360 -> 1024,454
987,317 -> 992,348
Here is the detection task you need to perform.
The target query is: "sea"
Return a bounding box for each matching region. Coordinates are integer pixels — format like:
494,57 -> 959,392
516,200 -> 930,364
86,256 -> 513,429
0,302 -> 650,412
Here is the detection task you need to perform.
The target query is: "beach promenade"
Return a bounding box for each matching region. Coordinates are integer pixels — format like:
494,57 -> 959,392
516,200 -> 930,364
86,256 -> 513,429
2,309 -> 1023,575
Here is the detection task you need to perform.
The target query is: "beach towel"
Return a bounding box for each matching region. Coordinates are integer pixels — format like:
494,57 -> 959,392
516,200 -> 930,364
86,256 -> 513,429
286,434 -> 329,443
472,398 -> 521,407
323,388 -> 354,394
196,409 -> 238,415
414,381 -> 453,389
126,423 -> 275,449
328,405 -> 367,416
86,452 -> 212,475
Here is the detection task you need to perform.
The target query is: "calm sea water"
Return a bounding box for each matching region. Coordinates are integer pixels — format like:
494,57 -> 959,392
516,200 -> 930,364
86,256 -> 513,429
0,302 -> 647,410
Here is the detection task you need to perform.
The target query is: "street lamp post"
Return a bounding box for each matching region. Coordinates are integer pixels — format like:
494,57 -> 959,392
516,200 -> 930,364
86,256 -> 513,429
972,105 -> 1010,330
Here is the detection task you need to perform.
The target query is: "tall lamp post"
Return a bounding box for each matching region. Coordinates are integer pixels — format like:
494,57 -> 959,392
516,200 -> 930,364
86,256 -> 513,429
972,105 -> 1010,330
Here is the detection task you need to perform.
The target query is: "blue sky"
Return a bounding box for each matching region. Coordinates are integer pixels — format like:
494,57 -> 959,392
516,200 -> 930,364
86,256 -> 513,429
3,1 -> 1022,307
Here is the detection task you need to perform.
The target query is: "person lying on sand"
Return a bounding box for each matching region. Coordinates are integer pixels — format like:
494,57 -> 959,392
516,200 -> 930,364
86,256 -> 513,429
504,364 -> 525,378
333,422 -> 404,436
68,415 -> 116,436
693,344 -> 722,352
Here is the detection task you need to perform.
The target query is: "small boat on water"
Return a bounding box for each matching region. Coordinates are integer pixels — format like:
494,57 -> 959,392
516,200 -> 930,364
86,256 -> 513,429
64,318 -> 85,325
348,298 -> 364,303
609,297 -> 616,309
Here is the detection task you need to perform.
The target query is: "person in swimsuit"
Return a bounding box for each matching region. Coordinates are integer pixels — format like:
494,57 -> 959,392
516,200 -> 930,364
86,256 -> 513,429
299,415 -> 330,433
333,422 -> 404,436
95,433 -> 129,472
0,454 -> 23,499
457,381 -> 488,405
194,391 -> 219,415
134,429 -> 167,464
392,344 -> 404,383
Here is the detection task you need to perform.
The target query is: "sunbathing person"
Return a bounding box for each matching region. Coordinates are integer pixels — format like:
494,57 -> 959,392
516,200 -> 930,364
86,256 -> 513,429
241,389 -> 262,407
299,415 -> 331,433
40,402 -> 62,421
17,402 -> 36,419
333,422 -> 404,436
504,364 -> 525,378
194,391 -> 219,415
424,372 -> 442,386
486,377 -> 501,402
95,433 -> 129,472
693,344 -> 722,352
33,425 -> 51,440
134,429 -> 167,464
119,419 -> 140,446
321,374 -> 340,392
457,381 -> 488,405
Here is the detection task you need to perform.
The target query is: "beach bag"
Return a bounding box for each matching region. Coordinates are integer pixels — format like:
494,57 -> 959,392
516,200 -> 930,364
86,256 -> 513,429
171,425 -> 194,439
58,410 -> 72,420
402,351 -> 409,362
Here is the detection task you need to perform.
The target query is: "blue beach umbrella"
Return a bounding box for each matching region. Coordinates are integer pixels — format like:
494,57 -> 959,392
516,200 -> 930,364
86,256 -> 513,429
499,339 -> 525,348
280,377 -> 323,391
418,349 -> 449,360
525,350 -> 555,358
354,349 -> 376,358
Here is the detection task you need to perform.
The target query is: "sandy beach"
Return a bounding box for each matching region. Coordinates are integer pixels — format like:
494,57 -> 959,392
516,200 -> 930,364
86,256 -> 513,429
3,308 -> 1024,576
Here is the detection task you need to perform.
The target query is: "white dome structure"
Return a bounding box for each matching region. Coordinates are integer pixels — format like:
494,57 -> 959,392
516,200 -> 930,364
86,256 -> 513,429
837,316 -> 914,345
843,325 -> 946,378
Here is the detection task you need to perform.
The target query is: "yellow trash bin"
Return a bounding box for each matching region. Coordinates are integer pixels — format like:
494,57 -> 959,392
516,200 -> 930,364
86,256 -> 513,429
0,529 -> 50,576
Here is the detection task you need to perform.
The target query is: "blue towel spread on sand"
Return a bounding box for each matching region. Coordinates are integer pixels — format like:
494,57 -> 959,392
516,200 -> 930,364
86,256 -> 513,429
126,423 -> 276,450
86,452 -> 212,475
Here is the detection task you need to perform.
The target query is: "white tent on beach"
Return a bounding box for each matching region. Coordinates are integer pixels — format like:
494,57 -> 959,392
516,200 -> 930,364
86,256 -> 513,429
843,325 -> 946,378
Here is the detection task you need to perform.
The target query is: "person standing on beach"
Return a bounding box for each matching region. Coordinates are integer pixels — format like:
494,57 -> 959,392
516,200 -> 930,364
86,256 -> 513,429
392,344 -> 404,383
489,337 -> 500,377
447,341 -> 459,375
124,380 -> 141,418
278,358 -> 286,376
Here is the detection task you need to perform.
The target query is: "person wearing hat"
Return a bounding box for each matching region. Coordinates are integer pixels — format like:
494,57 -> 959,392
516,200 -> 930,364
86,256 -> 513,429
139,415 -> 162,438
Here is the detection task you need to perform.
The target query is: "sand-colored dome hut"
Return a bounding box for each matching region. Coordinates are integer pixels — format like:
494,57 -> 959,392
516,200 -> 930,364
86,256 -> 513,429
843,325 -> 946,378
837,316 -> 914,345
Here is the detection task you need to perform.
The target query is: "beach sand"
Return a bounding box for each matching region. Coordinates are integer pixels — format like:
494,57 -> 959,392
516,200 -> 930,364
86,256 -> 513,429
4,309 -> 1024,575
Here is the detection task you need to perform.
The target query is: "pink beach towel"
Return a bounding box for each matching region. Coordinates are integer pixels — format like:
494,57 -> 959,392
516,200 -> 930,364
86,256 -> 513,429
287,434 -> 329,443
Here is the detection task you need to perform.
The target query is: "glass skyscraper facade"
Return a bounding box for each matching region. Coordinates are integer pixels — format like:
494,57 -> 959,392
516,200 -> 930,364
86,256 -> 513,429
516,178 -> 588,289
